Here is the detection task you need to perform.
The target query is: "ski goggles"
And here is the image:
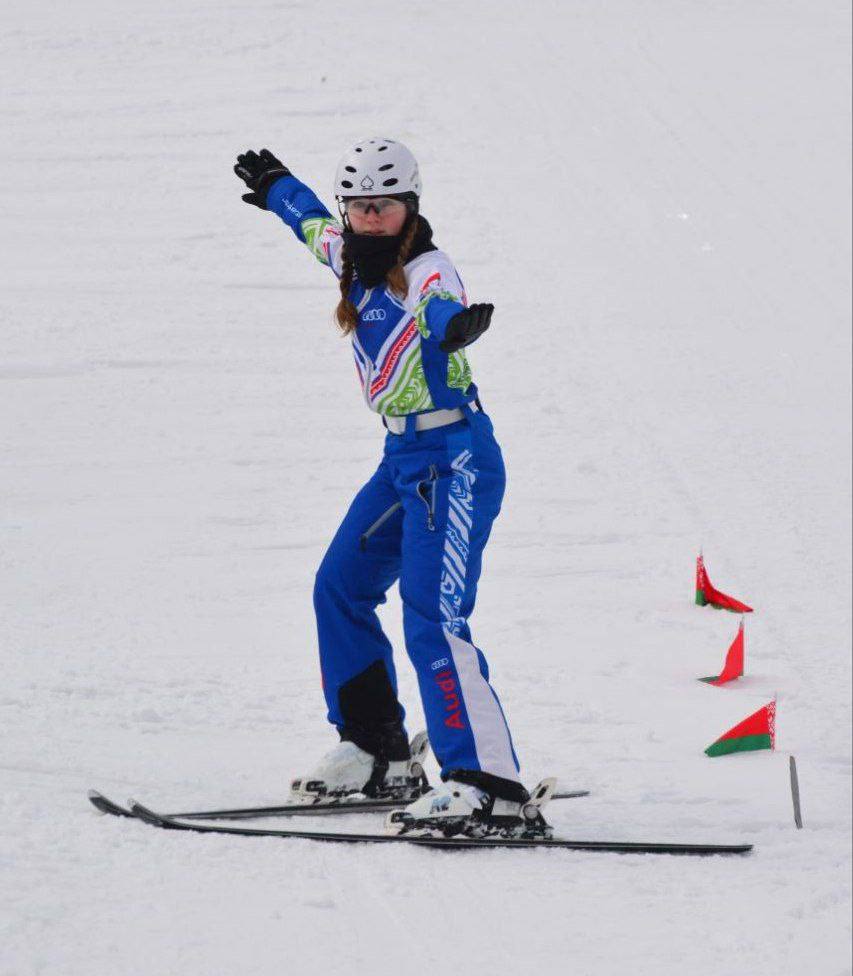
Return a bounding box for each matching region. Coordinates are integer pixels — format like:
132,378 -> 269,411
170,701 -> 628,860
340,196 -> 407,217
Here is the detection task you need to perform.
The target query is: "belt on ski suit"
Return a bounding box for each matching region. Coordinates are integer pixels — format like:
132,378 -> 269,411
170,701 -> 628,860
382,399 -> 481,436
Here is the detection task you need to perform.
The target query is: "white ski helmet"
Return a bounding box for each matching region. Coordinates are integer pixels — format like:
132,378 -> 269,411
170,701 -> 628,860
334,137 -> 421,198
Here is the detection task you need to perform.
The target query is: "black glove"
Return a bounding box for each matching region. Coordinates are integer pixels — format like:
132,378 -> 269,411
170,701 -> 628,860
234,148 -> 292,209
439,303 -> 494,353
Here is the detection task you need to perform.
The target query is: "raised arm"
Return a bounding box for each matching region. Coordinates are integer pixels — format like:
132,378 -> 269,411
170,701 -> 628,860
234,148 -> 344,277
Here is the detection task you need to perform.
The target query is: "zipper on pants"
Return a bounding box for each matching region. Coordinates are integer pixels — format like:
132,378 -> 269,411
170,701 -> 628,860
416,464 -> 440,532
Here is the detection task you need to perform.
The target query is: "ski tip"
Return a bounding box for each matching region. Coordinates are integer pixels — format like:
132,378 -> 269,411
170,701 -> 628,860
88,789 -> 133,817
128,799 -> 152,821
129,799 -> 167,825
87,789 -> 108,813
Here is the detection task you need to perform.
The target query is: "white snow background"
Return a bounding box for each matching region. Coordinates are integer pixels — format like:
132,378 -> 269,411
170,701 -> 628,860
2,2 -> 851,974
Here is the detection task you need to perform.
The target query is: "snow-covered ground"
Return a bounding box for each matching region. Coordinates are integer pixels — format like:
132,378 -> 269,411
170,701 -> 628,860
2,2 -> 851,973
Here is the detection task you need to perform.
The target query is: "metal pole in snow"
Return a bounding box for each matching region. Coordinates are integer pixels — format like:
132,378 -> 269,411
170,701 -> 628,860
789,755 -> 803,829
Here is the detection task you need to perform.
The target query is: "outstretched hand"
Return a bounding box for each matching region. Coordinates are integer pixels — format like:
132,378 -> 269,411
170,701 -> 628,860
439,303 -> 494,353
234,149 -> 291,209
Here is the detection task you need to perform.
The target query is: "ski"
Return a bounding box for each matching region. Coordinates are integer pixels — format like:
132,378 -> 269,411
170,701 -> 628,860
88,787 -> 591,822
126,800 -> 752,856
88,791 -> 136,819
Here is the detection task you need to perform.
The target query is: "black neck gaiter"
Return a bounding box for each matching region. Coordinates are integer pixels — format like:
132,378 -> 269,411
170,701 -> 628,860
343,215 -> 436,287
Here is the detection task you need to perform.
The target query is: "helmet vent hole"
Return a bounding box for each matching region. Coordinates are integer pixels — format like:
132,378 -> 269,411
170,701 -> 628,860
382,178 -> 398,187
378,163 -> 393,171
354,147 -> 363,153
377,145 -> 387,151
344,166 -> 356,173
340,180 -> 353,189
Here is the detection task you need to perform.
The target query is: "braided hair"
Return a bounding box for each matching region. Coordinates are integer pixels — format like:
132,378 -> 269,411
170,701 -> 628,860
384,216 -> 419,303
334,248 -> 359,334
334,215 -> 420,336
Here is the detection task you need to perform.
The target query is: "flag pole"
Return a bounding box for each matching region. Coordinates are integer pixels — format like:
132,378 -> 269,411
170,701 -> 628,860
789,755 -> 804,829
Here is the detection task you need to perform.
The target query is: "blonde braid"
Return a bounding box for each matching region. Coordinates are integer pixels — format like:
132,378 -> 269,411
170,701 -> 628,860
334,240 -> 359,335
385,216 -> 419,301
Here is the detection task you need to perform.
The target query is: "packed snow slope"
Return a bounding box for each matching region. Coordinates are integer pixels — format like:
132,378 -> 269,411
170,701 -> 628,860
2,2 -> 850,974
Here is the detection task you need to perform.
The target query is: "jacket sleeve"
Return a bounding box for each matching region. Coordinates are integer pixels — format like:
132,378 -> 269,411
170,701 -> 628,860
407,253 -> 468,344
265,175 -> 345,278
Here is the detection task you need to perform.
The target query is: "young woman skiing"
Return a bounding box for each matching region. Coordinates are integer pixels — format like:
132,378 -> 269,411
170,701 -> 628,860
234,138 -> 549,838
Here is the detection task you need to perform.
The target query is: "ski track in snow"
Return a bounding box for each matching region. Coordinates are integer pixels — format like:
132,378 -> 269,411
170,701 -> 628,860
2,1 -> 851,974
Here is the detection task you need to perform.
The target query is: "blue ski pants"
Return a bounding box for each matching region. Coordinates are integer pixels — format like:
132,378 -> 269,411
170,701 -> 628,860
313,406 -> 522,793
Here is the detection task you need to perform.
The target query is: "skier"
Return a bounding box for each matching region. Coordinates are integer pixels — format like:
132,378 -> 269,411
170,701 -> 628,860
234,138 -> 548,838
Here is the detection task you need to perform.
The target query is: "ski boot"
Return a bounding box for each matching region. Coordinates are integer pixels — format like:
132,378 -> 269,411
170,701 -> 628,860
288,731 -> 430,806
385,777 -> 556,839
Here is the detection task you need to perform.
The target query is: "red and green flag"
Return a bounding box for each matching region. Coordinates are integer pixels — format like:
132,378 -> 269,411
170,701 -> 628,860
695,553 -> 753,613
699,619 -> 745,685
705,700 -> 776,757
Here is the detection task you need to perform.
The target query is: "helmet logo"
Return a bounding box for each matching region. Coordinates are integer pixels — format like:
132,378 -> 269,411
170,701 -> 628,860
360,175 -> 375,190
